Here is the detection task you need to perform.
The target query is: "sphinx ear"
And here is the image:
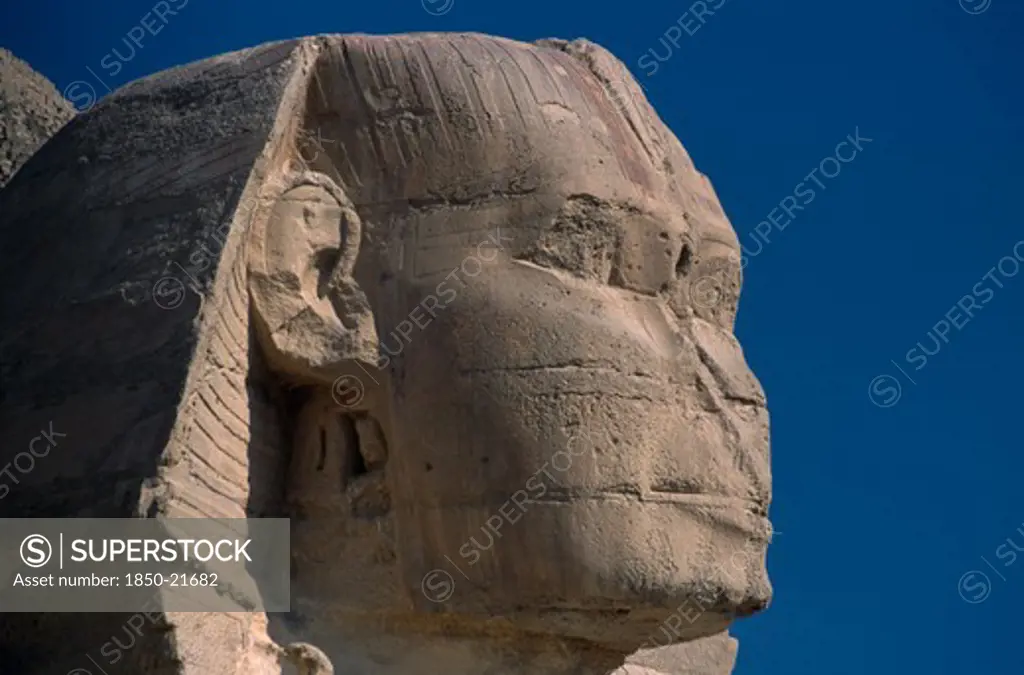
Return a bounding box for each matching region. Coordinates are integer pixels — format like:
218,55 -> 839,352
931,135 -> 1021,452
249,170 -> 379,384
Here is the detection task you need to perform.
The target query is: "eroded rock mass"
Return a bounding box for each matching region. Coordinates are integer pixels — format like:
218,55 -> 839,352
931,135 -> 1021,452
0,48 -> 75,188
0,33 -> 771,675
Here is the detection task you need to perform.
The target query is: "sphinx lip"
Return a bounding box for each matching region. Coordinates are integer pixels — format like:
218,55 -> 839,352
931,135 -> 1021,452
407,489 -> 769,516
525,488 -> 768,516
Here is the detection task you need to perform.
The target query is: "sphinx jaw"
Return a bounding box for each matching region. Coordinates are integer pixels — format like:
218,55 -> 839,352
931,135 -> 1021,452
389,602 -> 740,655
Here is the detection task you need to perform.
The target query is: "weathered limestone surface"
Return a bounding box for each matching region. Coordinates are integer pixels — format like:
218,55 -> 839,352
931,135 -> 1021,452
621,633 -> 739,675
0,48 -> 75,187
0,33 -> 771,675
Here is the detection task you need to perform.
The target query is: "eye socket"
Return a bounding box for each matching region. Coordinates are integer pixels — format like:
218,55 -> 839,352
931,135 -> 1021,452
514,200 -> 621,283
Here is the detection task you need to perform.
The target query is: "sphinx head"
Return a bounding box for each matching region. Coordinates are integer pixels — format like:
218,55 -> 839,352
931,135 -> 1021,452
249,34 -> 771,653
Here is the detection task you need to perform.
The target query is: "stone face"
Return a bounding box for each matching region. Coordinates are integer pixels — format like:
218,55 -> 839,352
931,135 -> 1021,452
0,33 -> 771,675
0,49 -> 75,188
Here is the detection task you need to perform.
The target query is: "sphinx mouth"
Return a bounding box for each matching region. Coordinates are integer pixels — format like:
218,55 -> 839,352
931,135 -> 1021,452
644,489 -> 768,516
526,485 -> 766,513
512,487 -> 773,542
415,486 -> 770,522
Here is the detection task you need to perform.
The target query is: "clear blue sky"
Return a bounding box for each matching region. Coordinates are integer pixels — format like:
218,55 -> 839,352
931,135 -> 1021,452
3,0 -> 1023,672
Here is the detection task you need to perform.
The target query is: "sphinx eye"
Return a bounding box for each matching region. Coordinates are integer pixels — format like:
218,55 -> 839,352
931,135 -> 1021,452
515,218 -> 619,283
